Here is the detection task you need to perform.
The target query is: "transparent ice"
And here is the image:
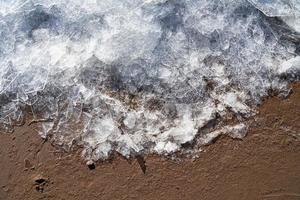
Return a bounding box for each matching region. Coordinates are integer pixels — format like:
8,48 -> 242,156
0,0 -> 299,161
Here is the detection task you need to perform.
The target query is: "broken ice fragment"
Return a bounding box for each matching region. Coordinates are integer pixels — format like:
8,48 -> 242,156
0,0 -> 299,160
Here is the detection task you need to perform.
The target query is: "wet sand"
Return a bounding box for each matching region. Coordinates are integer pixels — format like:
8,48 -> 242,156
0,84 -> 299,200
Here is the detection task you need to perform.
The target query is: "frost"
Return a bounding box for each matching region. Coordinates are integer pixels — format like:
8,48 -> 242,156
0,0 -> 299,160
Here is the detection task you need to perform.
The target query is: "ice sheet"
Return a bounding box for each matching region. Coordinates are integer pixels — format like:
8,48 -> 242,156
0,0 -> 299,160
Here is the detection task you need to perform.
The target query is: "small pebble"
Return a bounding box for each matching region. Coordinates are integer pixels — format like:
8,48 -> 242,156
86,160 -> 96,170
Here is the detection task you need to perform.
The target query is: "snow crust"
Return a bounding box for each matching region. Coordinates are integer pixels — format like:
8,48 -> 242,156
0,0 -> 299,160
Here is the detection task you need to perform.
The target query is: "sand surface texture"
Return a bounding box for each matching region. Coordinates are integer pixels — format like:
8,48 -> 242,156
0,84 -> 299,200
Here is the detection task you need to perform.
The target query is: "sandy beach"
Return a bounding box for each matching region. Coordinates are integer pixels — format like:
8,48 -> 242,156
0,83 -> 299,200
1,1 -> 300,199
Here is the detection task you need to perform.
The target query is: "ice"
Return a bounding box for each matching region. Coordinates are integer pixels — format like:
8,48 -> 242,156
217,91 -> 251,115
278,56 -> 300,74
247,0 -> 300,33
247,0 -> 299,17
0,0 -> 299,160
198,123 -> 248,145
249,0 -> 299,17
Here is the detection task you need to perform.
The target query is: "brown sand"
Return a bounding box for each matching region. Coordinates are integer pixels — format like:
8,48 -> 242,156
0,84 -> 299,200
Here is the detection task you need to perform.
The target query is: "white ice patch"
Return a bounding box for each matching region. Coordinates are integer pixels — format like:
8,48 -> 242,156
0,0 -> 299,160
198,123 -> 248,145
278,57 -> 300,74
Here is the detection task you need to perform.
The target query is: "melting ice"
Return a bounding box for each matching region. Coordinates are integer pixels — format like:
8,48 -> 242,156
0,0 -> 299,160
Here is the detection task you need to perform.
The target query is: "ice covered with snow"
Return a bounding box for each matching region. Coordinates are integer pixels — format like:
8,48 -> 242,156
0,0 -> 299,160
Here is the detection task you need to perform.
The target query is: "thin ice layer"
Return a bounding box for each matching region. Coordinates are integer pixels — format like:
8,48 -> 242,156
0,0 -> 299,160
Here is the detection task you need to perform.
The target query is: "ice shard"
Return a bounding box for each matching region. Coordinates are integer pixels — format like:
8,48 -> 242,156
0,0 -> 299,160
